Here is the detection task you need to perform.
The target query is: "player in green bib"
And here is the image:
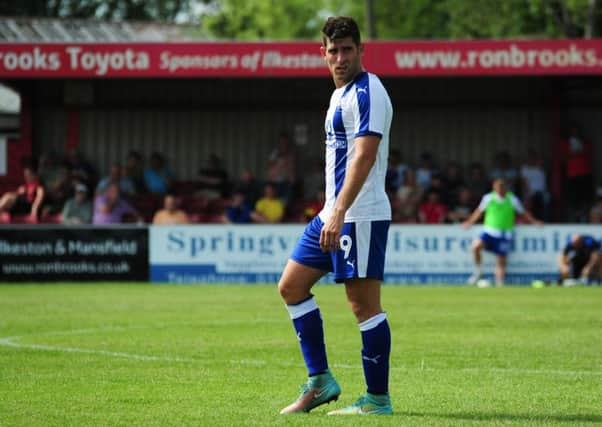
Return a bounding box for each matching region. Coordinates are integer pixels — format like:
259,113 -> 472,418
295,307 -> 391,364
463,178 -> 543,286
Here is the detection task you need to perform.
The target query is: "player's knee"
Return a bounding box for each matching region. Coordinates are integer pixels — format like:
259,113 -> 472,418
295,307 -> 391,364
278,279 -> 302,304
348,301 -> 380,323
472,239 -> 483,251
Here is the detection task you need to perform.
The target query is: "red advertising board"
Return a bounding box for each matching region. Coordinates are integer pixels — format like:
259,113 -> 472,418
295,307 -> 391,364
1,39 -> 602,78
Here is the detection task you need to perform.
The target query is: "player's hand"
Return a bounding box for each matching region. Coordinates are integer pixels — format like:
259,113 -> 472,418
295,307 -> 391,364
461,221 -> 471,230
534,220 -> 544,227
320,209 -> 344,252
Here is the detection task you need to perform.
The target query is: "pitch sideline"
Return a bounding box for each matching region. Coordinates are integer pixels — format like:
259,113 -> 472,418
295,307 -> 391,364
1,325 -> 601,378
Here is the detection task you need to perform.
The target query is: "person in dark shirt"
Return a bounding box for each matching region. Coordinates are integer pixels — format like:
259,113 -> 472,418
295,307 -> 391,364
197,153 -> 230,199
558,234 -> 601,285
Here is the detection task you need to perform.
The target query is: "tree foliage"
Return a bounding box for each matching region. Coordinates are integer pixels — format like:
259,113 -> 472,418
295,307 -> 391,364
1,0 -> 600,39
0,0 -> 194,22
201,0 -> 325,40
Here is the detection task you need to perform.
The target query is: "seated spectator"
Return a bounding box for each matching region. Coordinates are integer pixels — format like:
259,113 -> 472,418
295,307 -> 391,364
0,166 -> 45,219
415,152 -> 436,190
67,149 -> 97,190
426,174 -> 451,206
386,148 -> 408,193
124,150 -> 146,194
144,152 -> 174,195
93,183 -> 140,225
96,163 -> 135,197
303,158 -> 325,202
253,183 -> 285,223
466,162 -> 489,205
197,153 -> 230,199
394,169 -> 423,222
441,161 -> 465,202
61,183 -> 92,225
222,189 -> 253,224
520,148 -> 549,221
39,154 -> 72,216
589,187 -> 602,223
558,234 -> 601,285
267,131 -> 296,203
418,190 -> 448,224
153,194 -> 189,225
447,187 -> 474,223
303,190 -> 325,222
237,169 -> 262,206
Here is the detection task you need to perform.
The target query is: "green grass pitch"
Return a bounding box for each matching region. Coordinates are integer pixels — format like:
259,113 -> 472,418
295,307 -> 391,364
1,284 -> 601,426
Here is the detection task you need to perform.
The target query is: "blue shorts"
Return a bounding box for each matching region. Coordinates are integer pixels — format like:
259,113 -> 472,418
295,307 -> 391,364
290,215 -> 390,283
479,231 -> 512,256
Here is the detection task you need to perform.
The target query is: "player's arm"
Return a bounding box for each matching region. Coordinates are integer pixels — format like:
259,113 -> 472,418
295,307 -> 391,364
558,251 -> 571,276
509,193 -> 543,226
320,135 -> 380,252
582,248 -> 601,278
520,210 -> 544,226
30,186 -> 45,217
461,207 -> 483,229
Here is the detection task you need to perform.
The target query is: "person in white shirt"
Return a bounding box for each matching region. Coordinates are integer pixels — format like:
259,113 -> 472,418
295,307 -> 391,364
278,16 -> 393,416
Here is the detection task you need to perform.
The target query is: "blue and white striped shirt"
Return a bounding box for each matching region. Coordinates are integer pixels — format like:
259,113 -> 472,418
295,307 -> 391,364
319,71 -> 393,222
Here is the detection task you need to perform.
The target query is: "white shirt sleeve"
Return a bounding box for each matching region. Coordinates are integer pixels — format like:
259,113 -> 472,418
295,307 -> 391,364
478,193 -> 492,212
509,194 -> 525,214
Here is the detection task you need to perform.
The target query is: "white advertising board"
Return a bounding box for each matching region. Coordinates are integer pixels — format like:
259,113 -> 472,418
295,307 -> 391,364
150,224 -> 602,284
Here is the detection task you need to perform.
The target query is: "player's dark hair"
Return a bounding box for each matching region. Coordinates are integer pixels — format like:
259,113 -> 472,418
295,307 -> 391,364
321,16 -> 361,46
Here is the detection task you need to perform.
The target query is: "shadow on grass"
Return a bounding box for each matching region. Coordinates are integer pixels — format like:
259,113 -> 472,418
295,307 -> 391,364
402,411 -> 602,424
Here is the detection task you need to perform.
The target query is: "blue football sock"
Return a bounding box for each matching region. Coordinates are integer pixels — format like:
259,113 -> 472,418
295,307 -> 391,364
286,296 -> 328,376
359,312 -> 391,395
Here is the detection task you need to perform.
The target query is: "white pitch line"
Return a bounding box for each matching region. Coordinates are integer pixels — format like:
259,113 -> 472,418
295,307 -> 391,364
0,337 -> 196,363
1,326 -> 601,378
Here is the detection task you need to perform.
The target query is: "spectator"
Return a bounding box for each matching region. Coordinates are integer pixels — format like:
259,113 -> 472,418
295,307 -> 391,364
237,169 -> 261,207
558,125 -> 594,220
426,174 -> 451,206
302,190 -> 325,222
589,187 -> 602,223
93,183 -> 140,225
441,161 -> 465,202
0,166 -> 44,219
490,151 -> 519,194
96,163 -> 135,197
418,190 -> 448,224
386,148 -> 408,193
61,183 -> 92,225
222,189 -> 253,224
303,158 -> 325,202
415,152 -> 436,190
67,149 -> 97,190
197,153 -> 230,199
447,187 -> 474,223
466,162 -> 489,204
39,154 -> 72,216
520,148 -> 549,221
153,194 -> 189,225
558,234 -> 601,285
144,152 -> 174,195
267,131 -> 296,203
253,183 -> 285,223
124,150 -> 146,194
394,169 -> 423,222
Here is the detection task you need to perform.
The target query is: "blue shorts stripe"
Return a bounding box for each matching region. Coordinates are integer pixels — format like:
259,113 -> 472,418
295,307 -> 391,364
367,221 -> 389,279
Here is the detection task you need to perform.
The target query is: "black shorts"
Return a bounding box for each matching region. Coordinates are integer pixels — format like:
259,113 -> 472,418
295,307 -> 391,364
11,197 -> 32,215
